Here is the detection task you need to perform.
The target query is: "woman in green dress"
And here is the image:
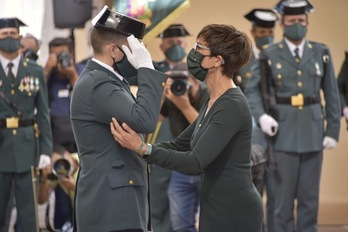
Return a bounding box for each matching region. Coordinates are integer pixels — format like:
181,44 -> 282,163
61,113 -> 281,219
110,24 -> 263,232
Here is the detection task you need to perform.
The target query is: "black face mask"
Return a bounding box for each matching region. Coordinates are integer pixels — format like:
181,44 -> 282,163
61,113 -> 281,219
113,46 -> 138,85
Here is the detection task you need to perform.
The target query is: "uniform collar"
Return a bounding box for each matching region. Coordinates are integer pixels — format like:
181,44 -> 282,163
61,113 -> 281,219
91,58 -> 124,81
284,38 -> 306,59
0,53 -> 21,77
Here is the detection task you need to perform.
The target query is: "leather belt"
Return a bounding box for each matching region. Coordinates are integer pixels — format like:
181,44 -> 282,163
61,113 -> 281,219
0,117 -> 35,128
276,94 -> 320,107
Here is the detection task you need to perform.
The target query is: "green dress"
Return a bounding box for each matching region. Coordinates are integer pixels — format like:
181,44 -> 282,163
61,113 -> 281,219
148,87 -> 263,232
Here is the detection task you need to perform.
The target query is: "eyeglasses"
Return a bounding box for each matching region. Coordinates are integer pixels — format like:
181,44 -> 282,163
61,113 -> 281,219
194,42 -> 210,51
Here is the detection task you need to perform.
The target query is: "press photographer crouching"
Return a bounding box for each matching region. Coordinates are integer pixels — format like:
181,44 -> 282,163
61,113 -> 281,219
38,145 -> 79,231
44,37 -> 83,153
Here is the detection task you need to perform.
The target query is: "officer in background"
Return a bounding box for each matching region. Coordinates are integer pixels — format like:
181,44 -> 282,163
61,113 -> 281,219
337,51 -> 348,125
149,24 -> 190,232
239,8 -> 278,232
246,1 -> 341,232
0,17 -> 52,232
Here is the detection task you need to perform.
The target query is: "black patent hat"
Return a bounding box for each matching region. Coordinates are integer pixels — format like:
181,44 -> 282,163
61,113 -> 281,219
244,9 -> 278,28
0,17 -> 26,29
92,5 -> 146,39
158,24 -> 190,38
274,0 -> 315,15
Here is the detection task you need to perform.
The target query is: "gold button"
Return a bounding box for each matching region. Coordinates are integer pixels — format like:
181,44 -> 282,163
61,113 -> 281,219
11,89 -> 15,95
129,180 -> 134,185
28,92 -> 32,96
276,63 -> 282,69
298,106 -> 303,110
298,82 -> 303,88
297,70 -> 302,76
277,74 -> 282,79
12,129 -> 17,135
245,72 -> 252,79
161,82 -> 165,87
295,58 -> 301,63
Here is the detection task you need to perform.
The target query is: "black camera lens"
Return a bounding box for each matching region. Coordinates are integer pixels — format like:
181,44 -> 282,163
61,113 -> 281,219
58,52 -> 72,68
171,79 -> 187,96
169,70 -> 189,96
23,49 -> 38,61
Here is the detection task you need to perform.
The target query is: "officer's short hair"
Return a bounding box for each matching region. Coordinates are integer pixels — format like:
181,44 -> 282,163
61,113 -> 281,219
90,27 -> 127,55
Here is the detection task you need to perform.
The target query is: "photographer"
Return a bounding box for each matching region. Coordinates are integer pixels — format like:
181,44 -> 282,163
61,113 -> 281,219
38,145 -> 79,231
160,63 -> 209,232
44,37 -> 82,153
20,33 -> 41,62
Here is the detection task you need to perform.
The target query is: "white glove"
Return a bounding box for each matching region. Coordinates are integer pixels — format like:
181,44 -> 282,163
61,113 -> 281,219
38,154 -> 51,169
122,35 -> 154,70
323,136 -> 337,150
343,107 -> 348,121
259,114 -> 278,137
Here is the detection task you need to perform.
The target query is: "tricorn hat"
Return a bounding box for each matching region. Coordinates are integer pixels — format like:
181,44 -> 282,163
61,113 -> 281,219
158,24 -> 190,38
274,0 -> 315,15
0,17 -> 26,29
92,5 -> 146,39
244,9 -> 278,28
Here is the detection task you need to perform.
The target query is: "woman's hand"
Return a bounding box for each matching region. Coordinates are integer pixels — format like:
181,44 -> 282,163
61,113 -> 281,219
110,117 -> 144,154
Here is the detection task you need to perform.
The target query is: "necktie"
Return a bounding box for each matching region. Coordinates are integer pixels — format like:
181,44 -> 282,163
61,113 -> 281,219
7,62 -> 15,85
294,47 -> 301,63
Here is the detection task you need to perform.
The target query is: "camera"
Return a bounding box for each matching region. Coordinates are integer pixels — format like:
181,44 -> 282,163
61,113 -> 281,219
169,70 -> 190,96
47,158 -> 73,180
57,52 -> 72,68
23,49 -> 38,62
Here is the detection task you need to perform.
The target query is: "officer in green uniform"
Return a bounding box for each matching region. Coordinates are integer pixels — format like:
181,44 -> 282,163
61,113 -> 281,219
337,51 -> 348,125
234,9 -> 277,92
240,8 -> 278,232
0,17 -> 52,232
149,24 -> 190,232
246,1 -> 341,232
70,6 -> 167,232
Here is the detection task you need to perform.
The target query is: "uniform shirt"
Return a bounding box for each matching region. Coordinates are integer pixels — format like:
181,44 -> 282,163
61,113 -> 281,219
0,54 -> 21,77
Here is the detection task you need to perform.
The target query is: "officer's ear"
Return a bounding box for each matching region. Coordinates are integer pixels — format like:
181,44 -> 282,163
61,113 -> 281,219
107,43 -> 118,58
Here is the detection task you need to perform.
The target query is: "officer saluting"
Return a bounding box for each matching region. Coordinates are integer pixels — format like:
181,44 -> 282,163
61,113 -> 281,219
246,1 -> 341,232
70,6 -> 167,232
0,18 -> 52,232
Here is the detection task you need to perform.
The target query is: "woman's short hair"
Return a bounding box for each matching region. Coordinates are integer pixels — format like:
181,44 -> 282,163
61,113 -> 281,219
197,24 -> 252,77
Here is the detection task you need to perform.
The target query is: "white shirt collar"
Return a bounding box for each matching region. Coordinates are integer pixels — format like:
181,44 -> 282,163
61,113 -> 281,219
252,45 -> 260,59
0,54 -> 21,77
284,38 -> 306,59
92,58 -> 124,81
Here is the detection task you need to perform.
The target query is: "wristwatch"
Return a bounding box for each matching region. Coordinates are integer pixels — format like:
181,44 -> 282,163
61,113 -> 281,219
143,143 -> 152,159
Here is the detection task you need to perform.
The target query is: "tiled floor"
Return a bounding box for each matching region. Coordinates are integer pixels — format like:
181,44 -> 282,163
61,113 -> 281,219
319,225 -> 348,232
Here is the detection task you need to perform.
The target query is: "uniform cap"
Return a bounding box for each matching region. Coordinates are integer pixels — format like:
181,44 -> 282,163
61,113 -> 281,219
244,9 -> 278,28
92,5 -> 146,39
158,24 -> 190,38
274,0 -> 315,15
0,17 -> 26,29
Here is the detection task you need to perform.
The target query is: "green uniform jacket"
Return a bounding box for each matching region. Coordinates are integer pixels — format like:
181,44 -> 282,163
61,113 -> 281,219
234,53 -> 256,92
70,60 -> 167,231
246,39 -> 341,153
0,58 -> 52,173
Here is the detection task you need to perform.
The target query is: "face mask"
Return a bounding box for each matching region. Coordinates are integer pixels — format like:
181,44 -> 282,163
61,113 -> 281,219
284,23 -> 307,41
0,37 -> 20,53
187,48 -> 215,82
164,44 -> 187,62
113,47 -> 138,85
255,36 -> 274,49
